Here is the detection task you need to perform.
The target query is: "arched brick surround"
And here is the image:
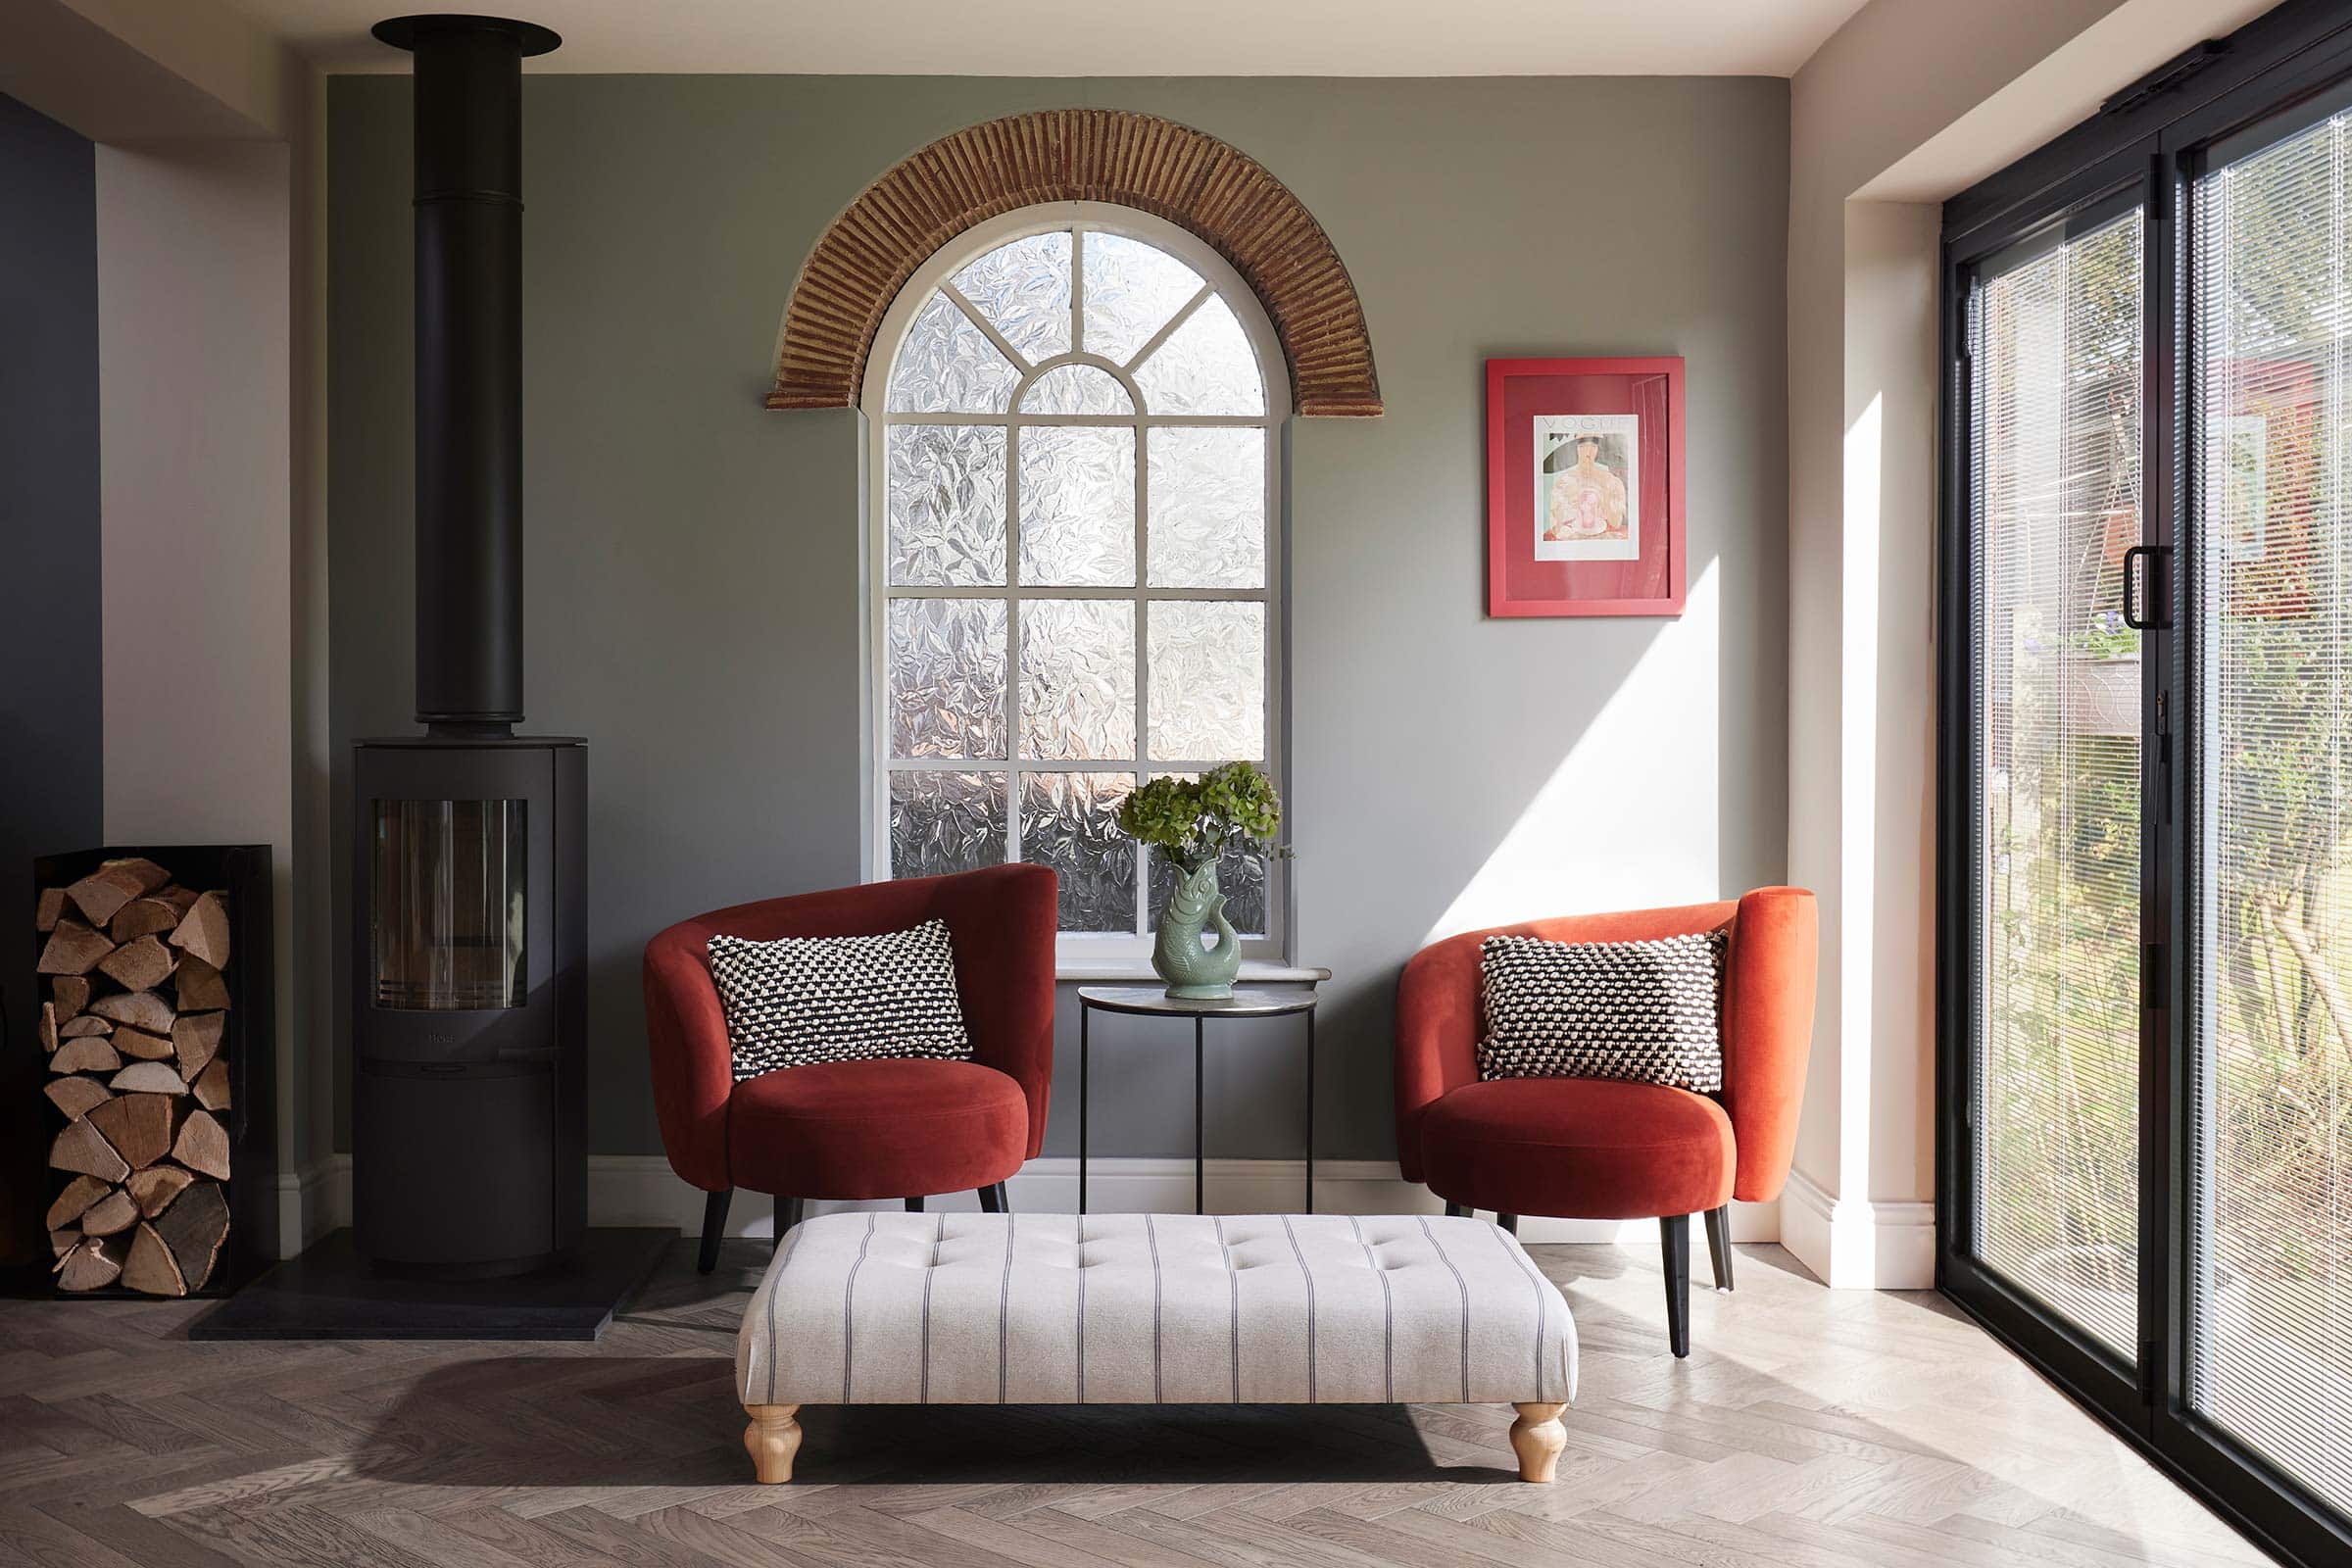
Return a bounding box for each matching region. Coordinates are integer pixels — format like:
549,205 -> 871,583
767,109 -> 1382,416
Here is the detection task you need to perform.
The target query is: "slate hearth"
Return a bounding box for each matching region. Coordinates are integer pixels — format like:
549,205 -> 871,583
188,1226 -> 669,1341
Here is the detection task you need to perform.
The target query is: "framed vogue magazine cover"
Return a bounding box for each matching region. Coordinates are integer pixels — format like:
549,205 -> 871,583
1486,357 -> 1686,616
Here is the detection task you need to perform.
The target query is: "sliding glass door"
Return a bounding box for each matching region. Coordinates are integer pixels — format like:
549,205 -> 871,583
1942,10 -> 2352,1564
1969,207 -> 2146,1364
2188,96 -> 2352,1526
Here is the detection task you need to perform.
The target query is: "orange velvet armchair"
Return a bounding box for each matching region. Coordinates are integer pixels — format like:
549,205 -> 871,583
644,864 -> 1057,1272
1395,887 -> 1817,1355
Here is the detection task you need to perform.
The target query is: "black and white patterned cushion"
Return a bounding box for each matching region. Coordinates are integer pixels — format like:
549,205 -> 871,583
1477,930 -> 1727,1093
709,919 -> 971,1082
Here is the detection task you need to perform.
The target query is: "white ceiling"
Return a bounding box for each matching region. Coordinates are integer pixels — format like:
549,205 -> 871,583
222,1 -> 1873,77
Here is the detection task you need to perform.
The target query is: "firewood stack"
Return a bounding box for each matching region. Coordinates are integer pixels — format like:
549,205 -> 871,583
35,857 -> 233,1296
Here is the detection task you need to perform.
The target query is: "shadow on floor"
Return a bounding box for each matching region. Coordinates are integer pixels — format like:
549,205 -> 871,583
333,1238 -> 2261,1568
354,1354 -> 1474,1489
344,1236 -> 1981,1498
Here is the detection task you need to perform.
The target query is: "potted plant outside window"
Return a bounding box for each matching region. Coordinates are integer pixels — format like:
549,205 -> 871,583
2062,608 -> 2141,737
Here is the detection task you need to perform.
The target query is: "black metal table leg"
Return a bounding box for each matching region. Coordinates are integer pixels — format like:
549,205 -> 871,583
1304,1007 -> 1315,1214
1079,1003 -> 1090,1215
1194,1015 -> 1205,1215
1072,985 -> 1325,1225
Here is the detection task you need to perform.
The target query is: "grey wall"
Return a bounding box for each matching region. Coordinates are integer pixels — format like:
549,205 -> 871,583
1,89 -> 98,1258
328,74 -> 1790,1163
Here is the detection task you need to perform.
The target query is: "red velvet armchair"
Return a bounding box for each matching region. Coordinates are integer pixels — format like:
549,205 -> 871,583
1395,887 -> 1817,1355
643,863 -> 1057,1272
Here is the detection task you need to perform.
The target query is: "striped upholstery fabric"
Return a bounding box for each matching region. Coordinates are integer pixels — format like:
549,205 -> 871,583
737,1212 -> 1577,1408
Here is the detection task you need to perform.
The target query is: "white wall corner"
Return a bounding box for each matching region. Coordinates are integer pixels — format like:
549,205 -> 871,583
1780,1166 -> 1935,1289
1786,0 -> 2226,1309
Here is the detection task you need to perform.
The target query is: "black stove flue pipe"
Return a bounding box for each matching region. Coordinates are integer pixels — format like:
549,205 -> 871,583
372,15 -> 561,737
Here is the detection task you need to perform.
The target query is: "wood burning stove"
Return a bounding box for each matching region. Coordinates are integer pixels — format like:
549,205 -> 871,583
352,14 -> 584,1278
352,739 -> 583,1275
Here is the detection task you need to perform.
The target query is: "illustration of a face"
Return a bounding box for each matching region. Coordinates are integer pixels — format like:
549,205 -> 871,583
1577,436 -> 1600,465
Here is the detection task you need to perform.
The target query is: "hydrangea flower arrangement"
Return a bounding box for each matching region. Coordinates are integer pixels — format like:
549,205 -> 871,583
1114,761 -> 1284,873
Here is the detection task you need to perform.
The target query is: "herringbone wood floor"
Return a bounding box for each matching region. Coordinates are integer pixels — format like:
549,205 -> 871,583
0,1237 -> 2274,1566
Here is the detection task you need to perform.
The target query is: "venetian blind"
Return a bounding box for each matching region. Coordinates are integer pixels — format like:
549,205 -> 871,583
1969,208 -> 2145,1360
2189,103 -> 2352,1517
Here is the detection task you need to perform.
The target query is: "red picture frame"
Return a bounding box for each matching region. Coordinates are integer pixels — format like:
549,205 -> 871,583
1486,357 -> 1686,617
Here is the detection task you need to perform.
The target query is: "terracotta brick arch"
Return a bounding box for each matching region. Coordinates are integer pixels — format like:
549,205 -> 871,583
767,109 -> 1381,416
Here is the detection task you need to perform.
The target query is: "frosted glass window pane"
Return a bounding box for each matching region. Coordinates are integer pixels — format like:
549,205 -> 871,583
886,293 -> 1019,414
1019,426 -> 1135,586
1134,294 -> 1264,416
1148,601 -> 1264,760
1149,844 -> 1266,939
1148,427 -> 1265,588
887,425 -> 1005,587
890,770 -> 1006,879
1082,232 -> 1204,366
1020,364 -> 1134,416
888,598 -> 1006,760
1019,599 -> 1136,760
1022,772 -> 1136,932
951,231 -> 1071,365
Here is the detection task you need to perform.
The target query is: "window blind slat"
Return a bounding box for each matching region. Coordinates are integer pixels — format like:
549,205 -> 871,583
1970,209 -> 2145,1360
2189,105 -> 2352,1518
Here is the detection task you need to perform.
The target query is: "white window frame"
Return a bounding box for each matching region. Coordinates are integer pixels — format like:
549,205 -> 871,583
860,202 -> 1292,966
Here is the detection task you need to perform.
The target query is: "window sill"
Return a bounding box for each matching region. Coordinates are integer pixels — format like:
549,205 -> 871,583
1054,958 -> 1332,985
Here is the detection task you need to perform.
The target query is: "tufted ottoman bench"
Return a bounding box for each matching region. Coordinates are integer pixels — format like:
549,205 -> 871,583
734,1211 -> 1578,1483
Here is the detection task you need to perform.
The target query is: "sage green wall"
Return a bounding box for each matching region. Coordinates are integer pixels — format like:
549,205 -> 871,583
328,74 -> 1790,1163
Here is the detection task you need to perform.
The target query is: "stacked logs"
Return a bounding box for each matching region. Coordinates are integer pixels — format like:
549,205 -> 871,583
36,857 -> 232,1296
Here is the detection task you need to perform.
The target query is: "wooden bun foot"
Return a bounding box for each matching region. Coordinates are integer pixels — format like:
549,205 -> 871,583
1509,1401 -> 1567,1483
743,1402 -> 802,1483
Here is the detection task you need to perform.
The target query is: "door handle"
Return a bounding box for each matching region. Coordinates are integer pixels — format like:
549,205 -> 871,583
2122,544 -> 2173,630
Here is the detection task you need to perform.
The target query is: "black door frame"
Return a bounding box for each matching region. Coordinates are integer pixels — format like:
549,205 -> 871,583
1938,143 -> 2160,1443
1937,5 -> 2352,1565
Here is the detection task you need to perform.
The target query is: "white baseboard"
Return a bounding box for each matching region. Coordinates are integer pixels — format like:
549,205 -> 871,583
1779,1167 -> 1935,1288
288,1152 -> 1778,1251
275,1157 -> 348,1257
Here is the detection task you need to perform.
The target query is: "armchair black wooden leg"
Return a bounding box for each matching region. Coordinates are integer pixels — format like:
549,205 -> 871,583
772,1195 -> 803,1253
906,1196 -> 925,1212
1444,1201 -> 1469,1219
1703,1203 -> 1735,1293
1497,1213 -> 1520,1236
697,1189 -> 732,1275
977,1183 -> 1004,1213
1661,1213 -> 1691,1357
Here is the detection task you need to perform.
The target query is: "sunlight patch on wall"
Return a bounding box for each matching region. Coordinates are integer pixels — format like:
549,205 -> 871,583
1424,562 -> 1722,943
1838,388 -> 1882,1215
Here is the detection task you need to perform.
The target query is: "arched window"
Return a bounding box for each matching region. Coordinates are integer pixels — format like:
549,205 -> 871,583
866,206 -> 1287,960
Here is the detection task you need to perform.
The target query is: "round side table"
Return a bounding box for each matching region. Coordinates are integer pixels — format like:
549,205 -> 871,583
1075,984 -> 1324,1216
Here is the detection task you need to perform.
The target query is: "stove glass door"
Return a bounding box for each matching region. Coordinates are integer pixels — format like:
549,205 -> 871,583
370,798 -> 527,1009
